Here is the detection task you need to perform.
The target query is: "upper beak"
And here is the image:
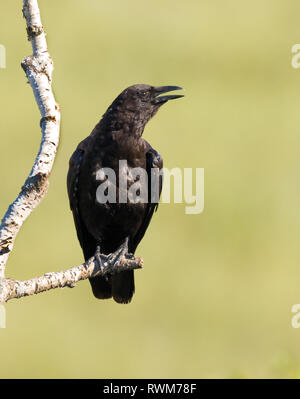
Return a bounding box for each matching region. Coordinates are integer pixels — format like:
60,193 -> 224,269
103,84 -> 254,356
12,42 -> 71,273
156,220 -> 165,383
152,85 -> 184,104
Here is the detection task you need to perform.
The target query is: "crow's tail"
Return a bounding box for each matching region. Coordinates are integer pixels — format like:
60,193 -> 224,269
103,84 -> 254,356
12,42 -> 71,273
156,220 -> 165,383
112,270 -> 135,304
89,275 -> 112,299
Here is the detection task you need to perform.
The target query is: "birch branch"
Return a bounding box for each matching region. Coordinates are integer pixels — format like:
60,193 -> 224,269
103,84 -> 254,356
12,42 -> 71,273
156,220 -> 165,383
0,0 -> 143,303
0,0 -> 60,278
0,254 -> 143,303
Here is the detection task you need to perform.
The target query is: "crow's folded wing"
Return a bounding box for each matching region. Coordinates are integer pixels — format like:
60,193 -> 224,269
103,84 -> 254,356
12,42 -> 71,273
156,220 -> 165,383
130,146 -> 163,253
67,147 -> 97,260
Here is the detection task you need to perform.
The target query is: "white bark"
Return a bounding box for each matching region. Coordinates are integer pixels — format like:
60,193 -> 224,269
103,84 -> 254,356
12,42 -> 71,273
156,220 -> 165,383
0,0 -> 60,278
0,0 -> 142,303
0,255 -> 143,303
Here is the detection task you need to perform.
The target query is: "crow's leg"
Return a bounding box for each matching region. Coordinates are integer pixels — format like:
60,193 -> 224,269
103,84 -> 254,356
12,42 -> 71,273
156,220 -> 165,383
94,237 -> 130,275
107,237 -> 129,265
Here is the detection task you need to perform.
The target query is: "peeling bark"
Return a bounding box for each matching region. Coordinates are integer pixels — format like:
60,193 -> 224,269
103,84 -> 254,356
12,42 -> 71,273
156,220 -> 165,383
0,0 -> 60,279
0,254 -> 143,303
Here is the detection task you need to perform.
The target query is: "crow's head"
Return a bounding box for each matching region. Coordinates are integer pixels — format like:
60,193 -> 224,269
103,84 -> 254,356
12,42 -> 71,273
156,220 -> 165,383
121,83 -> 183,111
106,84 -> 184,127
124,83 -> 183,107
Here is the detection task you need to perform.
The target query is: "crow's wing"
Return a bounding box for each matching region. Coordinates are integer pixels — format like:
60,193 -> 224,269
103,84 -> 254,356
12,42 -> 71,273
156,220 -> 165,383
67,146 -> 112,299
130,146 -> 163,253
67,147 -> 97,260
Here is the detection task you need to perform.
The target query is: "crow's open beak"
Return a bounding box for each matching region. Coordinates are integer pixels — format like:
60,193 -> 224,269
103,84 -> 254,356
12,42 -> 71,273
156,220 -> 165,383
152,86 -> 184,104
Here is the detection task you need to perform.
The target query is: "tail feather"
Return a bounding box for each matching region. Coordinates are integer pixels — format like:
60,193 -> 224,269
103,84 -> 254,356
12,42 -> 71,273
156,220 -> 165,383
112,270 -> 135,304
89,275 -> 112,299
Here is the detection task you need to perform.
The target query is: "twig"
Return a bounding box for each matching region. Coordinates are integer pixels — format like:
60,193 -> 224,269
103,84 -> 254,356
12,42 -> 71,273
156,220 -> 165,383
0,254 -> 143,303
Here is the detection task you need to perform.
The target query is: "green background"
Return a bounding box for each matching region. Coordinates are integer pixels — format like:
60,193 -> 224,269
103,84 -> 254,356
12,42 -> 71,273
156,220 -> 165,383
1,0 -> 300,378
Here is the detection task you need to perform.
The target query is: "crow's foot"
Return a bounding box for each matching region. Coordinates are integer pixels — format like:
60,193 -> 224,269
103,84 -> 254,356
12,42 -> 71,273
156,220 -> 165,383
93,237 -> 135,276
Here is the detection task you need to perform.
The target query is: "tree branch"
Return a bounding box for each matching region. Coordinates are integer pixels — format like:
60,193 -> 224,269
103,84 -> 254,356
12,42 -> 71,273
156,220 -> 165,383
0,254 -> 143,303
0,0 -> 60,278
0,0 -> 142,303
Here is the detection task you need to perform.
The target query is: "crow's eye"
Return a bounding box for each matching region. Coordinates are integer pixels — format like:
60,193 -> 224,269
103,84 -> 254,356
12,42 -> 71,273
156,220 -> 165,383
140,91 -> 147,97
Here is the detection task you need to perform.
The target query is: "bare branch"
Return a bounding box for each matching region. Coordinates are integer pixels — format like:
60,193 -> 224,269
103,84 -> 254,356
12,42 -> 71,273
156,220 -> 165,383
0,254 -> 143,303
0,0 -> 143,304
0,0 -> 60,278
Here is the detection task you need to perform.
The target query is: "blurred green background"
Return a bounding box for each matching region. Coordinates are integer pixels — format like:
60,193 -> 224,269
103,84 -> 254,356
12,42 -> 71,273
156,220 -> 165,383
1,0 -> 300,378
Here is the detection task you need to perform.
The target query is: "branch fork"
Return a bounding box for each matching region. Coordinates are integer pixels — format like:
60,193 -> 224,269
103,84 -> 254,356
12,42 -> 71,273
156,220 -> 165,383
0,0 -> 142,303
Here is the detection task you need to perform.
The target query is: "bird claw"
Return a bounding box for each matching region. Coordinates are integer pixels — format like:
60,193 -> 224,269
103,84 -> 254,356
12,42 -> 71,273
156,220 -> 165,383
107,237 -> 129,266
93,237 -> 130,275
94,245 -> 104,272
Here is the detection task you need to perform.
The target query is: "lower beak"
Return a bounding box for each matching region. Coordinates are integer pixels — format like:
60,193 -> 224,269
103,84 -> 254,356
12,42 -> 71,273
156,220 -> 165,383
152,85 -> 184,104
